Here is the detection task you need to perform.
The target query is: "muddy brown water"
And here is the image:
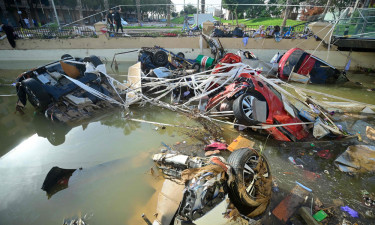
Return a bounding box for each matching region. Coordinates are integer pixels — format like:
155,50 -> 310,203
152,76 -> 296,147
0,61 -> 375,225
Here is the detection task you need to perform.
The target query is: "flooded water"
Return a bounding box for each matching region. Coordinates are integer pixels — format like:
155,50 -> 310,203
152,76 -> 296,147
0,60 -> 375,225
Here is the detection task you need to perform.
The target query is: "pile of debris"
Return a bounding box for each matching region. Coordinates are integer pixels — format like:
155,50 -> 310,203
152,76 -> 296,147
14,35 -> 374,141
146,137 -> 272,225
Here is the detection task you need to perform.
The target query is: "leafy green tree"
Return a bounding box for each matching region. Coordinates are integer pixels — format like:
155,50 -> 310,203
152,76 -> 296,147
243,0 -> 264,19
222,0 -> 238,24
82,0 -> 104,10
183,4 -> 198,14
266,0 -> 282,17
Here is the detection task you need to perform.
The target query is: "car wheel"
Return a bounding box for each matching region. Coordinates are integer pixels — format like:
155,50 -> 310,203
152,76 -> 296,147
176,52 -> 185,60
83,55 -> 103,67
21,78 -> 51,111
233,93 -> 261,126
227,148 -> 271,217
153,51 -> 168,67
191,63 -> 200,73
61,54 -> 73,60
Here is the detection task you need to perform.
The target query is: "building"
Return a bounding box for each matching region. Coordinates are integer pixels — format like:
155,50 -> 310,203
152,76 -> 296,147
0,0 -> 104,27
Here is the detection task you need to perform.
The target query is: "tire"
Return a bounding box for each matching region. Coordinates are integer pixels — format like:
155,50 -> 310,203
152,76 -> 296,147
83,55 -> 103,67
191,62 -> 200,73
233,93 -> 264,126
21,78 -> 51,111
152,51 -> 168,67
176,52 -> 185,59
227,148 -> 271,217
61,54 -> 73,60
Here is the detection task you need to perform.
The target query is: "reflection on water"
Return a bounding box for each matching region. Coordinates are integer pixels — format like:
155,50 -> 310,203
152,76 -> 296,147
41,167 -> 77,199
0,60 -> 375,225
0,61 -> 201,225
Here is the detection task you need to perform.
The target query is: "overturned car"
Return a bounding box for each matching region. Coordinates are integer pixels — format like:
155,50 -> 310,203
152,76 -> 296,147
15,55 -> 129,123
278,48 -> 349,84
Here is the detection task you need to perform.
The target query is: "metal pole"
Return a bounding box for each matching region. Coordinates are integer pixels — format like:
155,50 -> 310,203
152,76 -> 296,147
196,0 -> 199,28
220,0 -> 222,24
50,0 -> 60,28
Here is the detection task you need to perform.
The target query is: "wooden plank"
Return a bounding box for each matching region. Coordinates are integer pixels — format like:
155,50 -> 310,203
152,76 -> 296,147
299,207 -> 320,225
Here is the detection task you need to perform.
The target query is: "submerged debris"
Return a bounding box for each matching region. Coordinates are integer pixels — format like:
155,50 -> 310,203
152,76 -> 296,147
150,143 -> 272,224
334,145 -> 375,173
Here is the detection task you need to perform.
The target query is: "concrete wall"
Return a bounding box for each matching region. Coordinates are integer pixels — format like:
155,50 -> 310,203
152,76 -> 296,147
0,33 -> 374,70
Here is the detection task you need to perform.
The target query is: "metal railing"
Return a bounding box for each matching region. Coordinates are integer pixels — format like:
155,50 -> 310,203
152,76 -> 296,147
334,8 -> 375,38
13,26 -> 97,39
214,22 -> 309,38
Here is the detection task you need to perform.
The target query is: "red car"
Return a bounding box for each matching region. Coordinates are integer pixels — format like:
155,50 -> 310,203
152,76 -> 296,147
206,54 -> 309,141
278,48 -> 348,84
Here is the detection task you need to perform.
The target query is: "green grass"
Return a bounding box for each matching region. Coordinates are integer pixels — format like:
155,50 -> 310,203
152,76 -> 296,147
172,15 -> 305,28
171,14 -> 194,24
123,26 -> 181,29
171,16 -> 184,24
213,16 -> 304,27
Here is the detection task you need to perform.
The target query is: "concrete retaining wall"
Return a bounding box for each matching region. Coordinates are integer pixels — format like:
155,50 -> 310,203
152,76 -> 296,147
0,35 -> 374,70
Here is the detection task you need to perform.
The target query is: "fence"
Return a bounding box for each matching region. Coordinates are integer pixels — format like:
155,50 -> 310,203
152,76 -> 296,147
334,8 -> 375,38
14,26 -> 97,39
12,21 -> 309,40
217,22 -> 309,38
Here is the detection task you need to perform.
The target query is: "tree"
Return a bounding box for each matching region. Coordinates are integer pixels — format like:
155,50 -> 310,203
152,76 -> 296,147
82,0 -> 104,10
25,0 -> 39,27
0,0 -> 7,21
201,0 -> 205,13
183,4 -> 197,14
243,0 -> 264,19
280,0 -> 291,32
167,2 -> 170,26
136,0 -> 141,25
266,0 -> 282,17
222,0 -> 238,25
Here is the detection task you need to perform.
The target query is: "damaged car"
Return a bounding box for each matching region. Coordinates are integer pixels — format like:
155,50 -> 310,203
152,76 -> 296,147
206,53 -> 309,142
278,48 -> 349,84
148,147 -> 272,224
15,54 -> 128,123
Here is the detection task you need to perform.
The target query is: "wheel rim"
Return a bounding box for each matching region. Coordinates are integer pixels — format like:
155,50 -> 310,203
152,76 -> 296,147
242,155 -> 259,197
241,95 -> 254,119
155,53 -> 166,64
